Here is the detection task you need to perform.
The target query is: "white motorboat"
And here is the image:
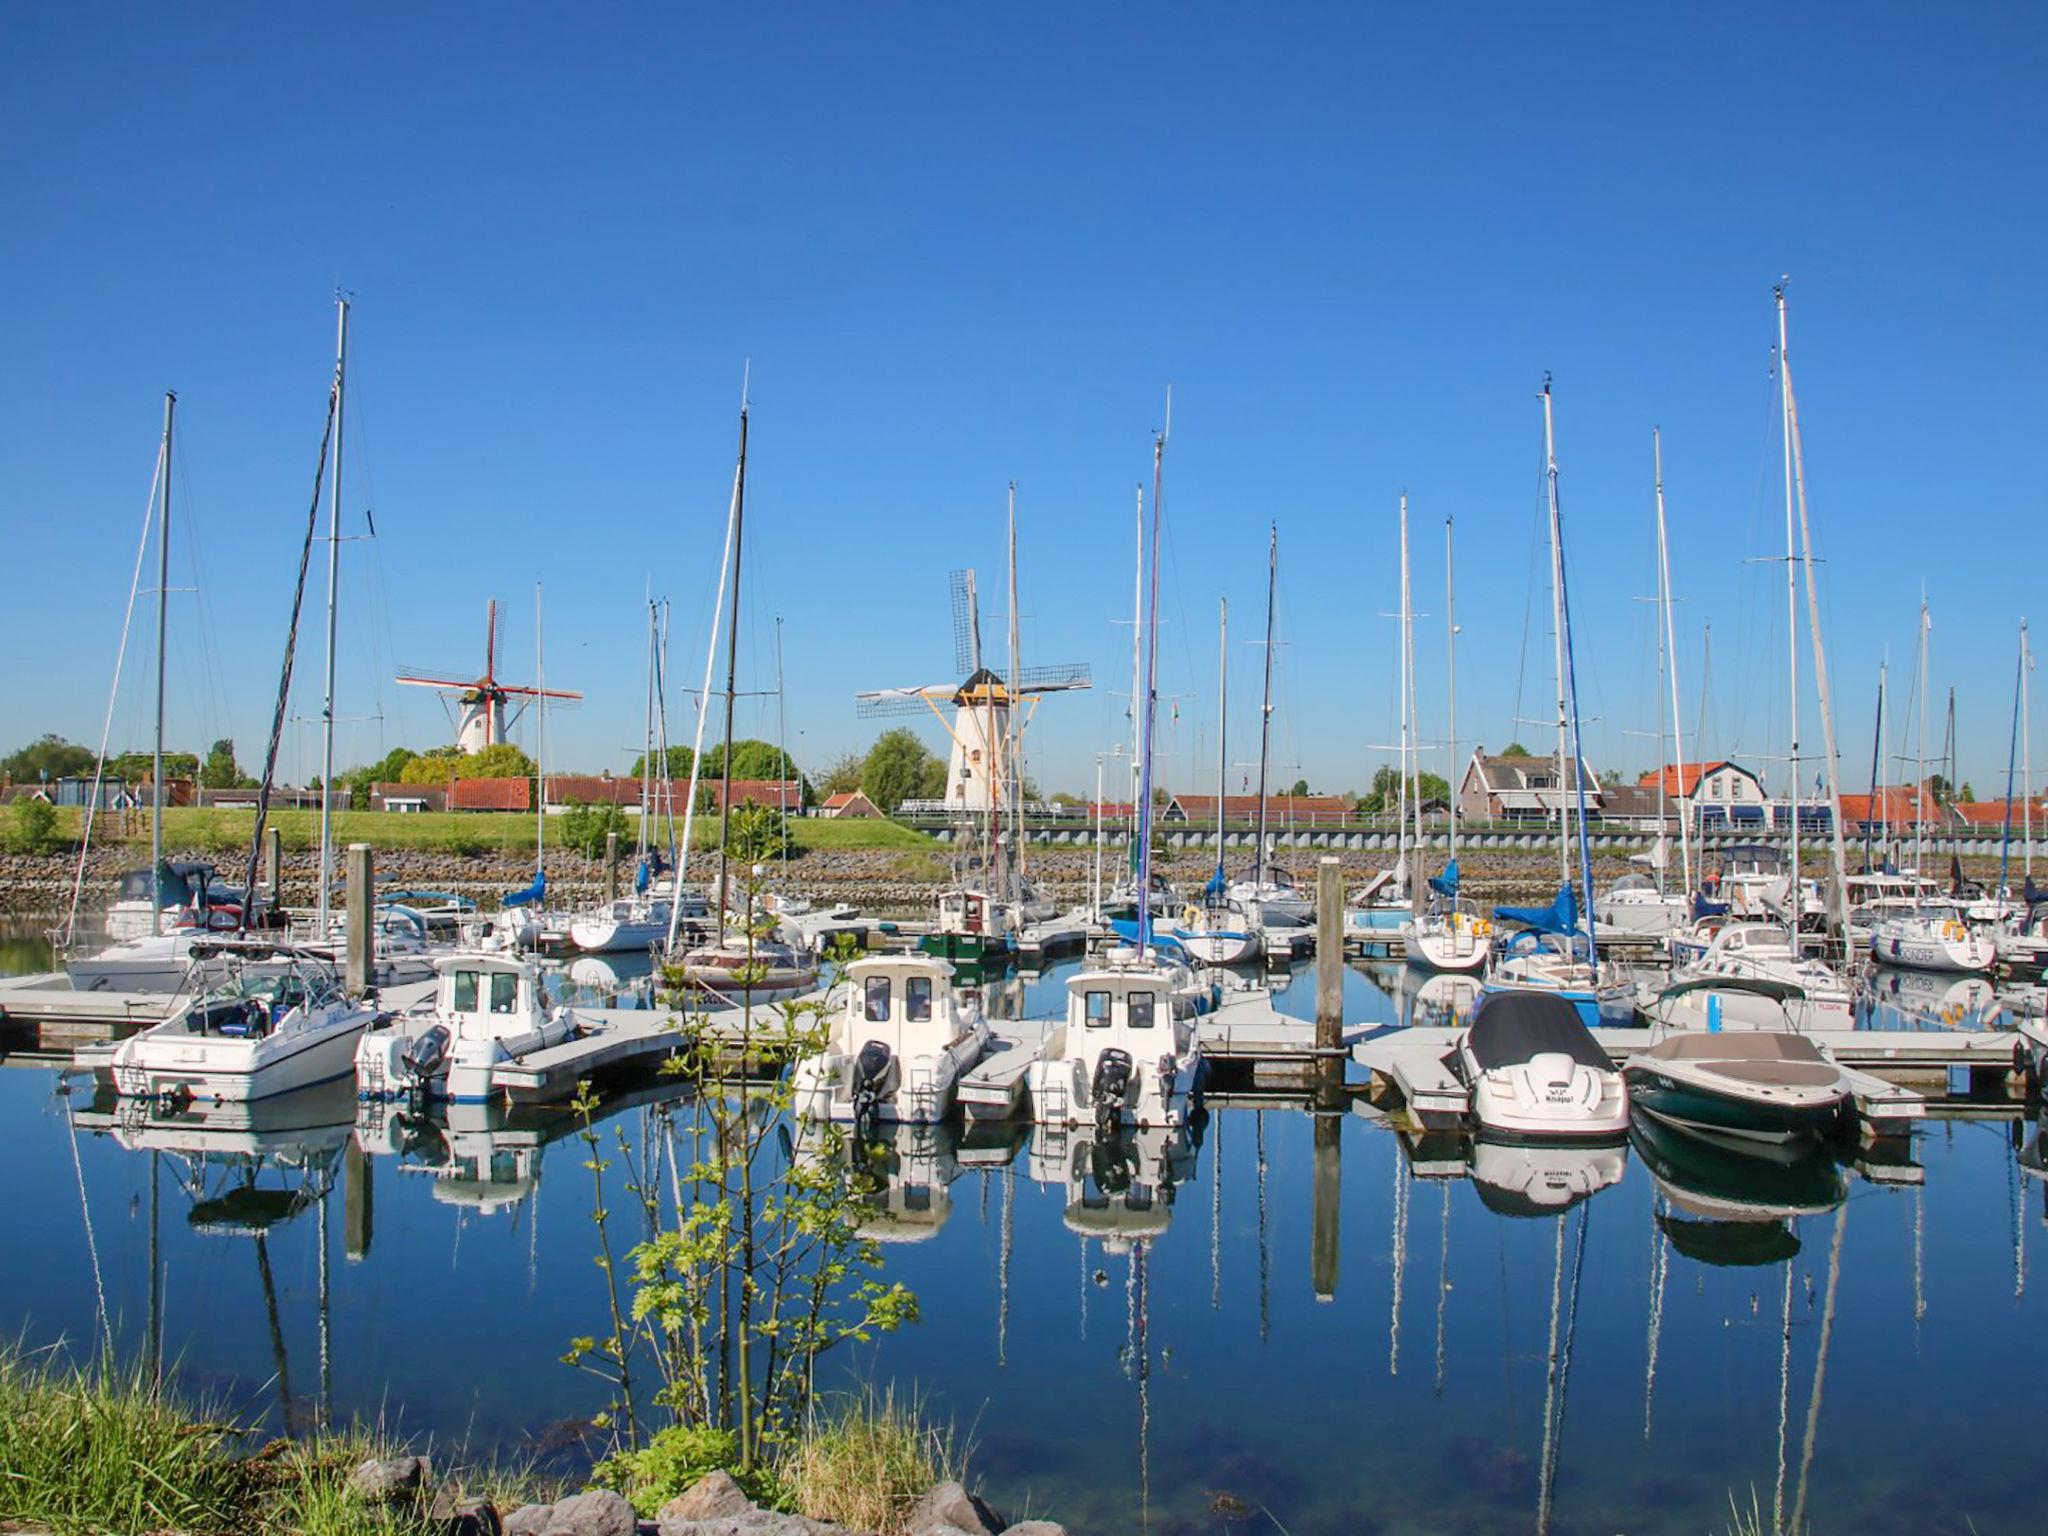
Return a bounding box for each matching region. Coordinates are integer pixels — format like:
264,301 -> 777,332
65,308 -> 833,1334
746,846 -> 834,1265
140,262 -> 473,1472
1869,905 -> 1997,974
1025,946 -> 1205,1128
355,943 -> 584,1103
1678,921 -> 1856,1026
1455,991 -> 1628,1142
1467,1138 -> 1628,1216
1637,972 -> 1842,1036
97,942 -> 377,1103
792,952 -> 989,1125
100,861 -> 224,942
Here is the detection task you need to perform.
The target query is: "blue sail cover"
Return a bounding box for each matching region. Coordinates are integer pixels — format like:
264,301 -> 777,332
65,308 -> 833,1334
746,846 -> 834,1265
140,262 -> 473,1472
1690,890 -> 1730,920
1494,882 -> 1577,937
1204,867 -> 1229,902
503,869 -> 547,909
634,858 -> 651,894
1429,858 -> 1460,900
1109,916 -> 1188,958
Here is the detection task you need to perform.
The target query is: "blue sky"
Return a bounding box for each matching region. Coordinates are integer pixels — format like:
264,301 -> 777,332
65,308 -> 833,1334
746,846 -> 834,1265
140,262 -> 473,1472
2,4 -> 2043,802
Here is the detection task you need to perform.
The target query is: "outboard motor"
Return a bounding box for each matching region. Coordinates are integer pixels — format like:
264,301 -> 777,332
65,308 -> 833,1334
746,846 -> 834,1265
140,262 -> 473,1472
1091,1048 -> 1134,1134
402,1024 -> 452,1088
852,1039 -> 893,1135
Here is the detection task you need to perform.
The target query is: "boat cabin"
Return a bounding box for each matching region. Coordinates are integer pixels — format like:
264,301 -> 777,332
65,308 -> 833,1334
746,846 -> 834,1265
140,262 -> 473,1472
935,889 -> 1011,936
1061,954 -> 1197,1054
840,954 -> 973,1056
433,952 -> 549,1041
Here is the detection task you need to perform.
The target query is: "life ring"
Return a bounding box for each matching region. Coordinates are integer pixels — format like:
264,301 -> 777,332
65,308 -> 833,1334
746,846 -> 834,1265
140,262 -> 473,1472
1181,904 -> 1204,929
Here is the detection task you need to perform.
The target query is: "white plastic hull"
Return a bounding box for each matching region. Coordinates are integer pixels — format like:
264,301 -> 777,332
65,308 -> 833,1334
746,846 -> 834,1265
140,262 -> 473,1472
567,917 -> 670,954
1401,915 -> 1490,974
1025,1052 -> 1201,1128
1869,926 -> 1996,975
109,1016 -> 372,1103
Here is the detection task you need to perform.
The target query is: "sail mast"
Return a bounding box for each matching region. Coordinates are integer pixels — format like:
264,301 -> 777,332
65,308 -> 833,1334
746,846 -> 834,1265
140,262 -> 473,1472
1655,429 -> 1693,897
2002,625 -> 2023,900
1130,483 -> 1144,868
714,401 -> 749,924
1444,516 -> 1458,866
316,297 -> 348,940
2025,620 -> 2035,881
775,614 -> 790,876
1776,288 -> 1801,951
151,391 -> 174,920
1135,400 -> 1168,953
534,584 -> 547,870
1253,525 -> 1277,888
1397,494 -> 1412,888
1541,381 -> 1571,891
1917,599 -> 1930,876
1007,483 -> 1023,903
1213,598 -> 1228,882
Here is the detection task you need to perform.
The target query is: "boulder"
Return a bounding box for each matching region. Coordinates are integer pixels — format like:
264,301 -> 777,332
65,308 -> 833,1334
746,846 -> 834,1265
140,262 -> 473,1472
906,1481 -> 1003,1536
502,1505 -> 554,1536
656,1517 -> 839,1536
348,1455 -> 431,1504
1001,1524 -> 1069,1536
543,1491 -> 639,1536
438,1494 -> 504,1536
659,1471 -> 756,1523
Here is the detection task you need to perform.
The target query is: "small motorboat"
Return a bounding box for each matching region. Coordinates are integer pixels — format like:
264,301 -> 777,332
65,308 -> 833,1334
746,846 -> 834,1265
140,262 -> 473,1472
1025,946 -> 1205,1129
355,942 -> 585,1103
97,941 -> 378,1104
1454,990 -> 1628,1142
920,887 -> 1020,964
1675,921 -> 1856,1025
1636,972 -> 1841,1036
791,952 -> 990,1126
1593,872 -> 1689,940
1623,1031 -> 1850,1144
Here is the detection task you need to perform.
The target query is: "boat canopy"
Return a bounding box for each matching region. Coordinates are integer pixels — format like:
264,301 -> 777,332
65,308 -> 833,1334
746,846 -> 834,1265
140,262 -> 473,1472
1466,992 -> 1607,1072
502,870 -> 546,909
1493,882 -> 1578,937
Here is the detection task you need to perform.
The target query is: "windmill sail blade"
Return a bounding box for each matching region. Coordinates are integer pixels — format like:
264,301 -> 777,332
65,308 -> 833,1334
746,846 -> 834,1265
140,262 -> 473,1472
856,684 -> 953,720
1015,662 -> 1091,693
949,568 -> 980,677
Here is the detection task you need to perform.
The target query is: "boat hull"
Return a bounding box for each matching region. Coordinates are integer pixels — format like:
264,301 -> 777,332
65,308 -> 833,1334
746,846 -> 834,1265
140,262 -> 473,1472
1624,1067 -> 1845,1143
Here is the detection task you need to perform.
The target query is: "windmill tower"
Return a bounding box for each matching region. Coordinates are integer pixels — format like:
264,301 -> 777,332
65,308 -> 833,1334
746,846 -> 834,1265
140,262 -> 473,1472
396,599 -> 582,752
856,569 -> 1089,814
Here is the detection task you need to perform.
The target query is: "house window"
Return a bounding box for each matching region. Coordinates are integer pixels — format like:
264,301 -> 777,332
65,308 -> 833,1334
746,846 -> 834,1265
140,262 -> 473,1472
490,972 -> 518,1014
1084,991 -> 1113,1028
906,976 -> 932,1022
1128,991 -> 1156,1029
453,971 -> 479,1011
864,975 -> 891,1022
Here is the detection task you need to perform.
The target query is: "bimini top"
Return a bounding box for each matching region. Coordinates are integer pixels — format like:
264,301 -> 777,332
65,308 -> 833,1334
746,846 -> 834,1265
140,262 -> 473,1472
1466,992 -> 1608,1072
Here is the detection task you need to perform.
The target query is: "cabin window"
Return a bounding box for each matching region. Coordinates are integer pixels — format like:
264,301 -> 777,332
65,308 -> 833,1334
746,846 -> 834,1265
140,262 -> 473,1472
453,970 -> 480,1011
864,975 -> 891,1022
490,972 -> 518,1014
1084,990 -> 1113,1028
1128,991 -> 1157,1029
906,976 -> 932,1022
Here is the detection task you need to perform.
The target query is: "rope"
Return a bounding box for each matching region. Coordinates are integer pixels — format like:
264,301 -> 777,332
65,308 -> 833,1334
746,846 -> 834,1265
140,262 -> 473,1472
240,384 -> 338,916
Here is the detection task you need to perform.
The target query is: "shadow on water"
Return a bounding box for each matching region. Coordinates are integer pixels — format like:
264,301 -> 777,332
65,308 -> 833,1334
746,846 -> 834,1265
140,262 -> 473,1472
1,922 -> 2044,1532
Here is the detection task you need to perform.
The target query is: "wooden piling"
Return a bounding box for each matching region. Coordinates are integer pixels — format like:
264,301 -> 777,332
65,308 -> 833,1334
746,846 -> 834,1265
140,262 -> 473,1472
1315,855 -> 1343,1094
345,843 -> 372,995
605,829 -> 620,903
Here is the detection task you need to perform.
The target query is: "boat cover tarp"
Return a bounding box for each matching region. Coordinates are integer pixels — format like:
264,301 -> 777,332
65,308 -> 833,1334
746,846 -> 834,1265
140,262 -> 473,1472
502,870 -> 547,909
1494,882 -> 1577,936
1466,991 -> 1608,1072
1108,917 -> 1189,959
1690,891 -> 1731,920
1429,858 -> 1460,900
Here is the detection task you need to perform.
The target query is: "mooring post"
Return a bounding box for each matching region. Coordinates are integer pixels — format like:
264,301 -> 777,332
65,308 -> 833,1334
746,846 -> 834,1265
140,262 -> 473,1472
605,829 -> 620,903
1311,1110 -> 1341,1301
264,825 -> 283,907
343,1136 -> 372,1262
345,843 -> 373,995
1315,855 -> 1343,1069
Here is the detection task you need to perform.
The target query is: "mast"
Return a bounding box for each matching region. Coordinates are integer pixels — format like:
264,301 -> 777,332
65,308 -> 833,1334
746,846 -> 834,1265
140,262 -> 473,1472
1254,524 -> 1278,887
639,598 -> 657,867
1006,483 -> 1023,903
2025,620 -> 2035,882
2002,625 -> 2023,901
714,402 -> 750,924
1541,382 -> 1571,891
1212,598 -> 1228,886
317,296 -> 348,941
1654,430 -> 1693,896
151,391 -> 175,920
1129,483 -> 1145,873
1917,600 -> 1930,875
1401,496 -> 1423,896
1444,516 -> 1458,866
1548,384 -> 1600,962
1776,287 -> 1800,951
775,614 -> 789,877
534,584 -> 547,871
1865,666 -> 1885,871
1397,495 -> 1412,887
1135,403 -> 1168,954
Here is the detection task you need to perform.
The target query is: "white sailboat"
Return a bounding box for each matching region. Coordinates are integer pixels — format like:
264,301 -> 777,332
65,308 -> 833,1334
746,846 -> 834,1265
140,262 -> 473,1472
1167,598 -> 1263,966
1229,527 -> 1311,926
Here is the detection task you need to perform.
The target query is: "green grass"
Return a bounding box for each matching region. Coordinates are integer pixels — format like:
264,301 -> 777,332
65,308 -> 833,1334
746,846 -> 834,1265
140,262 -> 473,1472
782,1386 -> 967,1536
28,806 -> 933,857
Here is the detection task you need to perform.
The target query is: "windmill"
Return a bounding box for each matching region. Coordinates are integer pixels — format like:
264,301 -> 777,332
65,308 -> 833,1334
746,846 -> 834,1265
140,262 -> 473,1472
856,569 -> 1089,814
396,598 -> 582,753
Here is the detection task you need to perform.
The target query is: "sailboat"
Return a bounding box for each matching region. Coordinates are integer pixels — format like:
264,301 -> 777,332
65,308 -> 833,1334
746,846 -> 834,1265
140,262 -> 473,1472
1026,415 -> 1206,1129
1480,382 -> 1633,1027
1595,431 -> 1693,939
1405,510 -> 1490,973
1228,527 -> 1311,927
1166,599 -> 1263,966
669,396 -> 820,1000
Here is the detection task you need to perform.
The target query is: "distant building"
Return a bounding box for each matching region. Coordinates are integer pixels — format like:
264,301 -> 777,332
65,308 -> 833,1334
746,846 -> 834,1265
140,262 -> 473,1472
370,782 -> 449,813
451,777 -> 533,813
818,790 -> 885,819
1164,793 -> 1352,827
1597,783 -> 1680,831
1459,748 -> 1602,825
702,779 -> 803,814
542,774 -> 641,810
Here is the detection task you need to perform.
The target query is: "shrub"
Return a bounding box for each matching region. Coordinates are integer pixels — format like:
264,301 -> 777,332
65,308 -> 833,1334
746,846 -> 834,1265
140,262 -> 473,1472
560,802 -> 631,859
593,1424 -> 783,1516
0,798 -> 61,854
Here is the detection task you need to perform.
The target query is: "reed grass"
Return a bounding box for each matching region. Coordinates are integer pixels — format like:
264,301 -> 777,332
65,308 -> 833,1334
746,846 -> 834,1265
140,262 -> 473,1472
782,1385 -> 966,1536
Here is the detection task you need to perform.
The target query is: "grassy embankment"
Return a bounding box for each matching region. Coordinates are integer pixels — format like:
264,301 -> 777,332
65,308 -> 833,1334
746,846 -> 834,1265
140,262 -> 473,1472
21,806 -> 933,857
0,1349 -> 961,1536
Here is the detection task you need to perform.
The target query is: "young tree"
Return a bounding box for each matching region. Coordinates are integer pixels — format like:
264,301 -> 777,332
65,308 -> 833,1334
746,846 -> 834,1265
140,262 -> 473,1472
814,751 -> 865,798
199,738 -> 257,789
859,729 -> 942,812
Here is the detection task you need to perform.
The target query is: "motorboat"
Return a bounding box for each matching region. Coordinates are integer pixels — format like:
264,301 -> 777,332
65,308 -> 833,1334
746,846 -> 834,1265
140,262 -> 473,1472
355,942 -> 585,1103
1454,990 -> 1628,1142
95,942 -> 378,1103
791,952 -> 989,1126
1869,905 -> 1997,974
1593,873 -> 1689,939
1636,972 -> 1841,1036
1676,921 -> 1856,1025
1030,1119 -> 1200,1245
921,888 -> 1019,964
1623,1031 -> 1849,1144
1467,1138 -> 1628,1216
1024,946 -> 1205,1128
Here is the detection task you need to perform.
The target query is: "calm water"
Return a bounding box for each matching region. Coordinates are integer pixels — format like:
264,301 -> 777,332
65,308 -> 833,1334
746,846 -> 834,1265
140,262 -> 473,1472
2,926 -> 2042,1534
